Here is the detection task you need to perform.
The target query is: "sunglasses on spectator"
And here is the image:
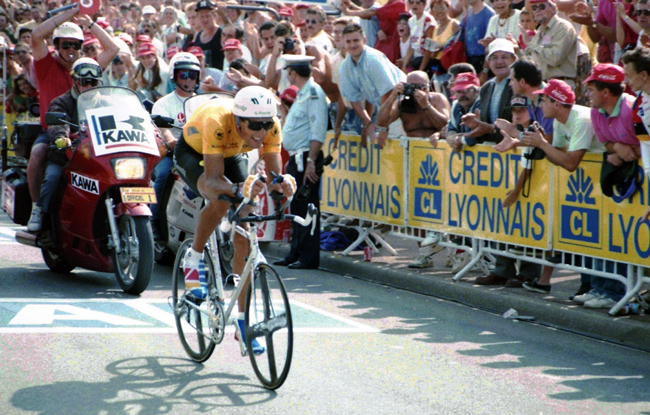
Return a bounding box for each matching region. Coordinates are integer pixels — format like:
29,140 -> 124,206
14,50 -> 28,55
636,9 -> 650,16
408,0 -> 426,4
305,19 -> 320,25
178,70 -> 199,80
60,41 -> 81,50
243,119 -> 274,131
531,3 -> 547,11
83,46 -> 98,53
112,57 -> 124,65
33,1 -> 43,4
78,78 -> 100,87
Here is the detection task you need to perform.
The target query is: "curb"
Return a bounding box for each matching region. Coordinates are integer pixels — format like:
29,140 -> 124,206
262,242 -> 650,352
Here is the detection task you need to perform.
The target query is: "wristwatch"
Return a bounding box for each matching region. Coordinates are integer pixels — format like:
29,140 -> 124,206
591,21 -> 598,29
307,157 -> 315,163
376,126 -> 388,133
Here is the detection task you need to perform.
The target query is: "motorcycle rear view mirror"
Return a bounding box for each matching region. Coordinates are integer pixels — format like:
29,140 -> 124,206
151,115 -> 177,129
45,112 -> 76,127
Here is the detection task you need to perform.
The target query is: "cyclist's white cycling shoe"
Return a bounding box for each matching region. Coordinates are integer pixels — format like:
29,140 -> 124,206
184,250 -> 207,300
236,317 -> 265,356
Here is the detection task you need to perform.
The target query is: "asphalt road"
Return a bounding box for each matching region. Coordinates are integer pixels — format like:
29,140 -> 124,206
1,213 -> 649,415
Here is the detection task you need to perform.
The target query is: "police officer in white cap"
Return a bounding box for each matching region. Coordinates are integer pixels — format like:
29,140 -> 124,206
273,55 -> 328,270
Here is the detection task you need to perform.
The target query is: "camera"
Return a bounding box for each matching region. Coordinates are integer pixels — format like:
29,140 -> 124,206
523,122 -> 546,160
399,83 -> 418,114
283,39 -> 295,52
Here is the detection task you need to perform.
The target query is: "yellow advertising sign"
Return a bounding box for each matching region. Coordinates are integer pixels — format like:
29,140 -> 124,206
408,141 -> 552,249
553,153 -> 650,265
321,133 -> 404,225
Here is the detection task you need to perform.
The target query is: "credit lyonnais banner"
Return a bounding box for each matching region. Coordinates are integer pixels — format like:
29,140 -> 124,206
321,133 -> 404,225
408,141 -> 551,249
553,153 -> 650,266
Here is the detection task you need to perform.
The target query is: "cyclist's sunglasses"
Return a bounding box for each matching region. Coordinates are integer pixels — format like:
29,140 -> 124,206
244,119 -> 274,131
178,70 -> 199,80
78,78 -> 100,87
60,41 -> 82,50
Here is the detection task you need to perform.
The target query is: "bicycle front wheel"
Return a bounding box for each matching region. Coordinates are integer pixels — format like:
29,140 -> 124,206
171,239 -> 219,362
245,263 -> 293,390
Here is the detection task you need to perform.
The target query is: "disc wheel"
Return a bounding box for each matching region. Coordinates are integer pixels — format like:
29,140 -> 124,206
172,239 -> 224,362
114,216 -> 154,295
245,263 -> 293,390
42,248 -> 75,273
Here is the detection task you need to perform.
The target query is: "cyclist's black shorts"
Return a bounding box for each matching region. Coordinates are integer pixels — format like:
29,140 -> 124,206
173,135 -> 248,197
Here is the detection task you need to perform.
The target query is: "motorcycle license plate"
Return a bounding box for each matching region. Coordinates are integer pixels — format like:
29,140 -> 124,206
120,187 -> 157,204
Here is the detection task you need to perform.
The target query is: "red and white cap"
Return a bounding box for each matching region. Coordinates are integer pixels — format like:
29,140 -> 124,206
135,34 -> 152,43
533,79 -> 575,105
583,63 -> 625,84
222,39 -> 242,51
278,7 -> 294,17
450,72 -> 480,91
280,85 -> 299,103
186,46 -> 204,58
166,45 -> 180,59
137,42 -> 157,57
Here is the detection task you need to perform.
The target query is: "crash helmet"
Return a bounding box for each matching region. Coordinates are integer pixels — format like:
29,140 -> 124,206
71,57 -> 103,80
233,86 -> 277,118
53,22 -> 84,43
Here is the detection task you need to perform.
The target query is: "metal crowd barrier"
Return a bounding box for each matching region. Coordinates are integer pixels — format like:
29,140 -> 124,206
320,132 -> 650,316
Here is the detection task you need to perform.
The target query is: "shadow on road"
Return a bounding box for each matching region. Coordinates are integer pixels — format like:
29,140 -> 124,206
10,356 -> 275,414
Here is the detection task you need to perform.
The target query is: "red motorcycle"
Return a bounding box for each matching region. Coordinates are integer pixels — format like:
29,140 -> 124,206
11,87 -> 166,294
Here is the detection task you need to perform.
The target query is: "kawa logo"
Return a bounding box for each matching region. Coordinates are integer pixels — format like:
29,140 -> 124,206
71,172 -> 99,195
561,168 -> 599,245
95,115 -> 151,146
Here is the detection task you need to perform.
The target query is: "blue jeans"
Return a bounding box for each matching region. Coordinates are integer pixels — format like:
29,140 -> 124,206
581,257 -> 627,301
151,154 -> 173,221
36,162 -> 63,214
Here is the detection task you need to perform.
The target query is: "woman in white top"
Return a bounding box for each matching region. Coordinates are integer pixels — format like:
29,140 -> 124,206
479,0 -> 520,48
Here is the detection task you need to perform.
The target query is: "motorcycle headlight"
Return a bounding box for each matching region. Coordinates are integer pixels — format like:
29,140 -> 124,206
112,158 -> 146,180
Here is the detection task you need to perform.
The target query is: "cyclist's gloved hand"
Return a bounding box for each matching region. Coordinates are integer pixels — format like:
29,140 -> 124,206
242,175 -> 264,200
279,174 -> 296,197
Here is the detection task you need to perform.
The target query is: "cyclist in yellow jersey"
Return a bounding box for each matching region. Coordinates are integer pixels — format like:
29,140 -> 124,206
174,86 -> 296,355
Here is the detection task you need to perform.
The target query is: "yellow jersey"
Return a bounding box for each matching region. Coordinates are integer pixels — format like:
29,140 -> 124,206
182,98 -> 282,158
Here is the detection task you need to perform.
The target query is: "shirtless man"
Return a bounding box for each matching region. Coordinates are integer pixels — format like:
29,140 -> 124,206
376,71 -> 450,139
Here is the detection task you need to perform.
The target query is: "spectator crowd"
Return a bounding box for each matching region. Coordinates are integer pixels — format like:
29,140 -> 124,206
1,0 -> 649,310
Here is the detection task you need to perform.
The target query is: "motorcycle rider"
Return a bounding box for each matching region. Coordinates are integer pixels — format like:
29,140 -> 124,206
150,52 -> 200,240
174,85 -> 296,355
27,6 -> 119,232
28,58 -> 104,232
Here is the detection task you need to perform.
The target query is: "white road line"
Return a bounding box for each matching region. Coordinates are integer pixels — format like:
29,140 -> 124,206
291,299 -> 380,333
0,226 -> 18,245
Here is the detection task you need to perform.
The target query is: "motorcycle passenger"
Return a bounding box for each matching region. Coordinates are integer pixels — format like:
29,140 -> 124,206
174,85 -> 296,355
27,6 -> 119,233
27,59 -> 103,232
150,52 -> 201,240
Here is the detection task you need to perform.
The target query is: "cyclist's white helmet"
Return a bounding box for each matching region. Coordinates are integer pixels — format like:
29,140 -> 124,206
169,52 -> 201,81
53,22 -> 84,42
233,86 -> 277,118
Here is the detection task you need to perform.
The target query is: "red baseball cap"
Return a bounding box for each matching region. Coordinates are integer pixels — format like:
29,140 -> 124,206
450,72 -> 480,91
280,85 -> 299,103
137,42 -> 157,57
529,0 -> 554,4
186,46 -> 204,58
82,36 -> 100,47
135,34 -> 152,43
278,7 -> 294,17
583,63 -> 625,84
166,45 -> 180,59
295,4 -> 310,9
533,79 -> 575,105
222,39 -> 242,51
95,18 -> 110,29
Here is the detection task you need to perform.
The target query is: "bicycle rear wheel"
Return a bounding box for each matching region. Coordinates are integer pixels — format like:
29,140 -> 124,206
171,239 -> 221,362
244,263 -> 293,390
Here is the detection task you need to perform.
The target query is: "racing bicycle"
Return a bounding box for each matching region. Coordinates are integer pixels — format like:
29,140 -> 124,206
170,176 -> 318,390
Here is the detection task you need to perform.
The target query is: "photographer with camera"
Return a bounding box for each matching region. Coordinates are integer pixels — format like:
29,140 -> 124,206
376,70 -> 449,147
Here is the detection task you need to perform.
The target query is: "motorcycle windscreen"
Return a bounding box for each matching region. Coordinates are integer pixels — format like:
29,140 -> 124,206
79,87 -> 160,157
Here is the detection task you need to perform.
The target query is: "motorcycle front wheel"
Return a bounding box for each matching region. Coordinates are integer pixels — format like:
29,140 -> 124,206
114,216 -> 154,295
